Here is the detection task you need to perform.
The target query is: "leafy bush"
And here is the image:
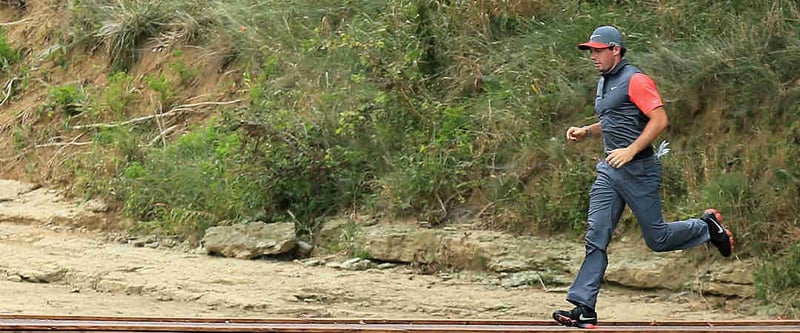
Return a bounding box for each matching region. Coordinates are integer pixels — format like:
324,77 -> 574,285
144,73 -> 176,108
46,84 -> 87,116
100,72 -> 138,117
0,28 -> 19,70
118,123 -> 250,239
756,245 -> 800,310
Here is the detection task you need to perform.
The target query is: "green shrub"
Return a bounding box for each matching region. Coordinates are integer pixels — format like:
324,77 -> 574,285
144,73 -> 175,107
119,123 -> 249,239
101,72 -> 138,117
756,245 -> 800,309
0,28 -> 19,70
46,84 -> 87,116
169,53 -> 199,86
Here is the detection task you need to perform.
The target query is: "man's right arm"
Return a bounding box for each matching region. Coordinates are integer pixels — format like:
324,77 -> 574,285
567,122 -> 600,142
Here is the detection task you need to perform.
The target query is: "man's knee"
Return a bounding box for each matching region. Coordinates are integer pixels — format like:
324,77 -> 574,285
638,218 -> 670,252
584,226 -> 611,251
644,237 -> 670,252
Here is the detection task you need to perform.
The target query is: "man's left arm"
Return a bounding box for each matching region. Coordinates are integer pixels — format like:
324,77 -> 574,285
605,73 -> 668,168
627,106 -> 669,156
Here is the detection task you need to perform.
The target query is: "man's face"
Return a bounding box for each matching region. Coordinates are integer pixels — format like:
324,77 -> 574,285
588,45 -> 620,73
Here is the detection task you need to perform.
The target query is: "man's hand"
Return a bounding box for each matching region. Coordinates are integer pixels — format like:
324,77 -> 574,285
605,147 -> 636,168
566,126 -> 589,142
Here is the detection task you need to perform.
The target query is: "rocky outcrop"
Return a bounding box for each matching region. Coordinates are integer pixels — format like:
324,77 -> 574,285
315,219 -> 757,298
360,224 -> 489,271
348,223 -> 582,274
604,241 -> 756,298
202,222 -> 296,259
692,260 -> 756,298
605,249 -> 692,290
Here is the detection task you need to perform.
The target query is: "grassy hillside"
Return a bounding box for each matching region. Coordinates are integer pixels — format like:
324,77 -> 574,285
0,0 -> 798,311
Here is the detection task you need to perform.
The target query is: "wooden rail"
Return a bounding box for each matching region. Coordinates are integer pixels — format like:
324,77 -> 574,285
0,316 -> 798,332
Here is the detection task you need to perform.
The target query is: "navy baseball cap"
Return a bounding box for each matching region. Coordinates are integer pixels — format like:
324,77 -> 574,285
578,26 -> 624,50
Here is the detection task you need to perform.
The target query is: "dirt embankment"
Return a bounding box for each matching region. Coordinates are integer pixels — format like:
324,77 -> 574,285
0,2 -> 239,187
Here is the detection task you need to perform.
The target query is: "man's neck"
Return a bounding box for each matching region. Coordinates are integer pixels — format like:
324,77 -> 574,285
602,58 -> 625,75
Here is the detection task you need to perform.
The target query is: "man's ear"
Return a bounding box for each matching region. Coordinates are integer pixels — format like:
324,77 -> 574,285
612,45 -> 621,56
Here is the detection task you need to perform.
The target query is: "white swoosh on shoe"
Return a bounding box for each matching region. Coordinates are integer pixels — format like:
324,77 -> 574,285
711,220 -> 725,234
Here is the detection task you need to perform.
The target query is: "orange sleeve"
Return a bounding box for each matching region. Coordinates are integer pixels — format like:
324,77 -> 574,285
628,73 -> 664,114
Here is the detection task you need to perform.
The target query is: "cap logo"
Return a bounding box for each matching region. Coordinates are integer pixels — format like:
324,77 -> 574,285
578,26 -> 624,50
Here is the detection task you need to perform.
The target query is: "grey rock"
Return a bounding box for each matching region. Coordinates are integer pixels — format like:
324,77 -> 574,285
341,258 -> 371,271
130,235 -> 157,248
202,222 -> 296,259
296,240 -> 314,256
489,258 -> 531,273
603,244 -> 756,298
361,224 -> 489,271
301,259 -> 322,267
325,262 -> 342,269
82,199 -> 108,213
501,271 -> 542,288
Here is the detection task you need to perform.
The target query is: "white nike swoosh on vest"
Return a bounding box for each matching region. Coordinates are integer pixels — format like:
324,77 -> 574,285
610,86 -> 618,91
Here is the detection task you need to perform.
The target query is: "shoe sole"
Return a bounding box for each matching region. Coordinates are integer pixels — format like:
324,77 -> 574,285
704,208 -> 723,222
704,209 -> 734,257
724,228 -> 734,257
554,314 -> 598,329
711,229 -> 734,257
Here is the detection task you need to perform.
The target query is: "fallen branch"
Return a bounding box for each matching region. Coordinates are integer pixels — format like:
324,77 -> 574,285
35,141 -> 92,148
0,18 -> 31,26
37,131 -> 89,149
45,132 -> 89,171
149,124 -> 179,146
0,77 -> 19,106
73,110 -> 173,129
168,99 -> 226,108
71,100 -> 242,130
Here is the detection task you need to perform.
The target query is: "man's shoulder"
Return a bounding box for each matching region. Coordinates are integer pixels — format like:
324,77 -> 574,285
629,72 -> 658,89
619,62 -> 642,76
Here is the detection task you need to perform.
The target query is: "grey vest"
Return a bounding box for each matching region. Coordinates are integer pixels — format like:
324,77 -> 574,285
594,60 -> 654,159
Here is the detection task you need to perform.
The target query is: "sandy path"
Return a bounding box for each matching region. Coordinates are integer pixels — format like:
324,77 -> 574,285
0,221 -> 761,321
0,179 -> 763,321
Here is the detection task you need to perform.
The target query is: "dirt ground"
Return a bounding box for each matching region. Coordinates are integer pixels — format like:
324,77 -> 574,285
0,182 -> 769,322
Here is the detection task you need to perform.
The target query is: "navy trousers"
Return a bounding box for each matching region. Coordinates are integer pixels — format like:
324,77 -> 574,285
566,157 -> 710,309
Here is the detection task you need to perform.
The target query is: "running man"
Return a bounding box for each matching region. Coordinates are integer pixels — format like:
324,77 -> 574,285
552,25 -> 735,329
